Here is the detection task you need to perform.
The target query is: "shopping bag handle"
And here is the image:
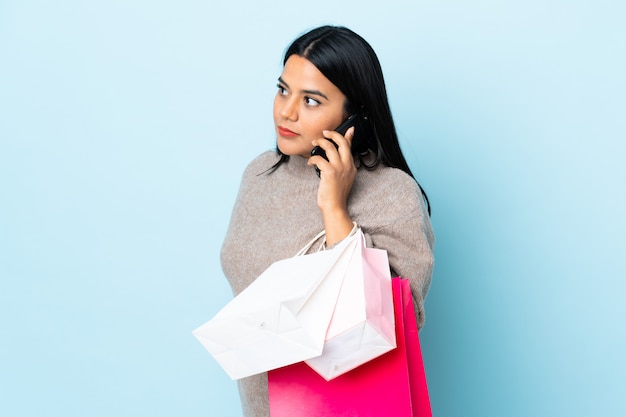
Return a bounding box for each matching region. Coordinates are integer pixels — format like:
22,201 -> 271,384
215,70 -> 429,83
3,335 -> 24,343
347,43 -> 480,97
295,222 -> 360,256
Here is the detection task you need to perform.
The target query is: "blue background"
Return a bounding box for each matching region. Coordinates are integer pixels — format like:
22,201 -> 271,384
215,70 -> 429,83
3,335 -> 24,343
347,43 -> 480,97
1,1 -> 624,416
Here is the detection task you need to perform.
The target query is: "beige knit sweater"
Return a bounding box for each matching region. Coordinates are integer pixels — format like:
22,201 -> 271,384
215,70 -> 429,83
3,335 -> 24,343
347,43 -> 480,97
220,150 -> 434,417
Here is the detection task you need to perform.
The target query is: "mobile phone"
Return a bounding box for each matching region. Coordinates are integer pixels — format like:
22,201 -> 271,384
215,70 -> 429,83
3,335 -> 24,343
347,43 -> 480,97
310,114 -> 360,177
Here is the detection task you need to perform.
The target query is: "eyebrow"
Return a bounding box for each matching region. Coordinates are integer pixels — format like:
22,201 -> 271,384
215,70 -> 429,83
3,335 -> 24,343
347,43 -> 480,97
278,77 -> 329,101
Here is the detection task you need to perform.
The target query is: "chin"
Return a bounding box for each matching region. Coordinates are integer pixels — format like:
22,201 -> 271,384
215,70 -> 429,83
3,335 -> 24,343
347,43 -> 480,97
277,139 -> 312,158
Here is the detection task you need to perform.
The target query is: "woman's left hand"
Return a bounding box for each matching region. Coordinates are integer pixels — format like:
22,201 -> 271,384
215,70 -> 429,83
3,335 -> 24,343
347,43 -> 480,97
308,126 -> 357,245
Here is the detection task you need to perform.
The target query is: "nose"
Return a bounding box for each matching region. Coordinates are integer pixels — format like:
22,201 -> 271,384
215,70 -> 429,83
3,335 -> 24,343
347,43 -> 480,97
279,96 -> 298,121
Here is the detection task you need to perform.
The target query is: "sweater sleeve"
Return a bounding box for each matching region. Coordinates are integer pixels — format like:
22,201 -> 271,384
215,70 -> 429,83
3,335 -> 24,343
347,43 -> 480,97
358,171 -> 435,329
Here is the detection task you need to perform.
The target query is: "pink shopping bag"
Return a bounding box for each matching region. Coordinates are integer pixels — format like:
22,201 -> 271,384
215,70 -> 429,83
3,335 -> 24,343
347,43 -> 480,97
268,277 -> 432,417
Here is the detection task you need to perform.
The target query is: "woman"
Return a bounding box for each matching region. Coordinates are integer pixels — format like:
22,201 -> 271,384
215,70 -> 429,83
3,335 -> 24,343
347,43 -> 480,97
220,25 -> 434,417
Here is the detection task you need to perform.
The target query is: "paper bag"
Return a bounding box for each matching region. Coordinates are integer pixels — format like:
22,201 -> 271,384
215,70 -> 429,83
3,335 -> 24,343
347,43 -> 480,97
268,277 -> 432,417
192,230 -> 361,380
304,232 -> 396,380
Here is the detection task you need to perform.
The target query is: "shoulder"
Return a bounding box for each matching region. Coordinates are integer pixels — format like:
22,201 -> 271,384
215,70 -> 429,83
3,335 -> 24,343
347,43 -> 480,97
354,165 -> 426,213
243,150 -> 281,176
376,166 -> 422,195
237,150 -> 285,187
232,151 -> 281,198
349,166 -> 428,227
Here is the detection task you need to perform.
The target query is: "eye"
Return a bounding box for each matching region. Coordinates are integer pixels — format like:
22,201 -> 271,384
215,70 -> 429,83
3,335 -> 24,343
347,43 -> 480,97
276,84 -> 288,96
304,96 -> 321,107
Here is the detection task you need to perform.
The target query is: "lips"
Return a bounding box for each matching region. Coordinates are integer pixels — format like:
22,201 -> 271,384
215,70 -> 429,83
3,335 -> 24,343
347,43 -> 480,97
277,126 -> 298,138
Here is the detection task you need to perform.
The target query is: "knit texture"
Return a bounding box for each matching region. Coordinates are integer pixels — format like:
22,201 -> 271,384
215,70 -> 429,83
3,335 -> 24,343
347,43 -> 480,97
220,150 -> 435,417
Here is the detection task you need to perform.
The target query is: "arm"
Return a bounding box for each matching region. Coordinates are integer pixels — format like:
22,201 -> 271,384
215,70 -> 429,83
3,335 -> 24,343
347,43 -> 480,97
308,127 -> 357,246
364,207 -> 434,329
357,172 -> 435,329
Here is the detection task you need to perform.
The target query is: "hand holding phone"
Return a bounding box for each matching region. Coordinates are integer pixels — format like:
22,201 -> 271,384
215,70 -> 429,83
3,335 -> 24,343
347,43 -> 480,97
311,114 -> 358,177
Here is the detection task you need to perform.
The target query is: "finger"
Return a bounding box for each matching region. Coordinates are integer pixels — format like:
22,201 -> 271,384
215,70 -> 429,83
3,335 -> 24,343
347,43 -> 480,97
344,126 -> 356,142
323,129 -> 346,143
326,126 -> 355,147
325,127 -> 355,163
312,137 -> 340,163
307,154 -> 328,169
340,127 -> 356,160
307,153 -> 329,176
321,130 -> 347,153
313,136 -> 339,150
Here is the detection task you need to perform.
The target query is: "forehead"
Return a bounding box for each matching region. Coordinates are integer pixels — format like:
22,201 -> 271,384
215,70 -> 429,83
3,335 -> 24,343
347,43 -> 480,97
281,55 -> 344,98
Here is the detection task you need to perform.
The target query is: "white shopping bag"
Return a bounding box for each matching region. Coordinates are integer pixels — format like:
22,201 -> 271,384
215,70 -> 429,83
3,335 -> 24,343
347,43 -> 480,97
192,230 -> 361,380
305,231 -> 396,380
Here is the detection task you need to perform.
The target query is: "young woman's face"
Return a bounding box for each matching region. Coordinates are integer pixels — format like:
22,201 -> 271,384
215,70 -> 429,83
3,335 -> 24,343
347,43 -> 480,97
273,55 -> 348,158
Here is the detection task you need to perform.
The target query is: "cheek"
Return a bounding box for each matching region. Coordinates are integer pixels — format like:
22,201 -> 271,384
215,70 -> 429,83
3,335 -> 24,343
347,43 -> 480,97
302,114 -> 341,138
300,124 -> 323,144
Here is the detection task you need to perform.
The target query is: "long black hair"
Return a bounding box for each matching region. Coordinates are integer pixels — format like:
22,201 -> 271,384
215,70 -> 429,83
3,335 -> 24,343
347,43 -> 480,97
271,25 -> 430,215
